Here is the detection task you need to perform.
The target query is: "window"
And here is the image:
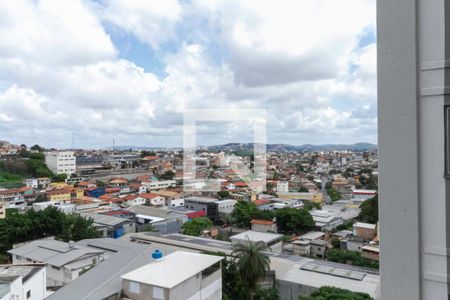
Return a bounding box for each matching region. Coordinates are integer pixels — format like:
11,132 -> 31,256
26,290 -> 31,299
129,281 -> 140,294
153,287 -> 165,299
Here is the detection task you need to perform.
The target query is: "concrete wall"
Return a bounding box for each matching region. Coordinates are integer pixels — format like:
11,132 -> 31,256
122,279 -> 169,300
378,0 -> 450,298
22,267 -> 46,300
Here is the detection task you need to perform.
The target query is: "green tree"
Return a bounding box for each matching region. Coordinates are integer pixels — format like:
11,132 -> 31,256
325,249 -> 379,269
232,240 -> 271,300
0,207 -> 100,256
53,173 -> 67,183
59,214 -> 100,241
357,195 -> 378,223
274,208 -> 314,234
326,188 -> 342,202
231,201 -> 258,228
95,180 -> 106,188
140,151 -> 156,158
217,190 -> 230,199
255,287 -> 281,300
299,286 -> 373,300
30,145 -> 43,151
182,217 -> 213,236
222,256 -> 249,299
159,170 -> 175,180
298,186 -> 309,192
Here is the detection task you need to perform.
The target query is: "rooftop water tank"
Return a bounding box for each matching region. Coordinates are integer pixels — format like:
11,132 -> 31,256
152,249 -> 163,260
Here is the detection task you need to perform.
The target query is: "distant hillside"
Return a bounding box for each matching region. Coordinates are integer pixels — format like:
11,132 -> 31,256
206,142 -> 377,152
106,142 -> 377,152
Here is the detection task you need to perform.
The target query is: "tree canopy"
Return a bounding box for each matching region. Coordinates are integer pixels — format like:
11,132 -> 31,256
0,207 -> 100,260
182,217 -> 213,236
274,208 -> 314,234
357,194 -> 378,224
217,190 -> 230,199
159,170 -> 175,180
231,202 -> 314,234
299,286 -> 373,300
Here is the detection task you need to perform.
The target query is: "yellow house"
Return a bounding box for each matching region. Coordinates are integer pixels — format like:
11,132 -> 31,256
277,192 -> 324,204
46,188 -> 72,202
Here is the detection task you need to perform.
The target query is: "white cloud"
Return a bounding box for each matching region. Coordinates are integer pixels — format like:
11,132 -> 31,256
99,0 -> 182,49
0,0 -> 116,67
0,0 -> 377,147
193,0 -> 375,87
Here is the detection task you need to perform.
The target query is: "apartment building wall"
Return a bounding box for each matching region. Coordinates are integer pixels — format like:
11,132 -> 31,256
45,151 -> 76,175
378,0 -> 450,298
122,269 -> 222,300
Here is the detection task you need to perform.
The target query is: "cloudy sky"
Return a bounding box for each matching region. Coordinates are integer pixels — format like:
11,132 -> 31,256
0,0 -> 376,148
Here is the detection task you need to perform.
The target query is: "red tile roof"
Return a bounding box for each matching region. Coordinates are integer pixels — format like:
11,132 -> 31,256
253,200 -> 268,206
251,219 -> 274,225
140,193 -> 161,199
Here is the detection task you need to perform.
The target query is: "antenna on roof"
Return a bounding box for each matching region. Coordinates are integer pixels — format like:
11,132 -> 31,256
72,132 -> 75,150
113,138 -> 115,152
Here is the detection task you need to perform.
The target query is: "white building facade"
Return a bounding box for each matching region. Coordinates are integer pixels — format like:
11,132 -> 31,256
44,151 -> 76,175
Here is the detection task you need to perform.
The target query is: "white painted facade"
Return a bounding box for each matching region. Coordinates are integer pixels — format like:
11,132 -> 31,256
144,180 -> 176,191
0,266 -> 46,300
44,151 -> 76,175
166,198 -> 184,207
378,0 -> 450,298
276,181 -> 289,193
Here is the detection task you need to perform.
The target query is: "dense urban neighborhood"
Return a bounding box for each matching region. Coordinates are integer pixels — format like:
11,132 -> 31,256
0,140 -> 379,299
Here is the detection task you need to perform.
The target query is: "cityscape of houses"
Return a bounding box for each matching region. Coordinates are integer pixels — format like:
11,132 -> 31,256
0,140 -> 379,299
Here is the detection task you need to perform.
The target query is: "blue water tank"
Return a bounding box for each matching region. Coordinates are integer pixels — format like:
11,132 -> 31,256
152,249 -> 163,260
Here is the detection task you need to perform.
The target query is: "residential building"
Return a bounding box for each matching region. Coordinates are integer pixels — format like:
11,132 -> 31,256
24,178 -> 51,189
139,193 -> 165,207
153,190 -> 184,207
123,195 -> 146,207
127,232 -> 380,299
277,181 -> 289,193
361,245 -> 380,261
230,230 -> 283,253
0,187 -> 34,208
129,205 -> 187,233
0,264 -> 47,300
277,192 -> 323,204
309,210 -> 344,232
353,222 -> 377,241
375,1 -> 450,298
121,251 -> 223,300
143,180 -> 176,191
216,199 -> 237,214
32,201 -> 76,214
292,239 -> 329,259
81,213 -> 136,238
8,239 -> 104,287
44,151 -> 76,175
184,197 -> 219,222
45,187 -> 83,202
46,241 -> 174,300
351,189 -> 377,202
250,219 -> 277,233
